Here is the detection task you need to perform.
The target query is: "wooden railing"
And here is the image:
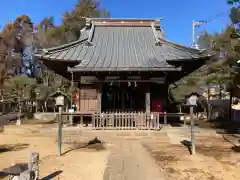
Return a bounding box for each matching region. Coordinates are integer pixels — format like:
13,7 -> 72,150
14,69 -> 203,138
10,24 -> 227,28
92,112 -> 160,130
60,111 -> 186,130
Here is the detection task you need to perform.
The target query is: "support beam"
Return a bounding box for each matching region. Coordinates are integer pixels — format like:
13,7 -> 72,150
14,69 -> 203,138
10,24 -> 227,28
78,78 -> 84,127
69,71 -> 74,125
145,88 -> 151,113
98,84 -> 102,113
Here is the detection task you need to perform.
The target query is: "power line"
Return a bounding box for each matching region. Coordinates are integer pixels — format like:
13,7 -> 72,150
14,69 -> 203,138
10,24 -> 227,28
195,11 -> 228,28
192,11 -> 229,48
204,12 -> 227,24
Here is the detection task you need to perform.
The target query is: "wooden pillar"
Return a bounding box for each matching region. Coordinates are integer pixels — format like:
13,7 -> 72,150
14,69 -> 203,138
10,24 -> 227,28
145,87 -> 151,113
78,78 -> 84,127
98,84 -> 102,113
78,78 -> 81,112
166,82 -> 169,113
76,87 -> 80,112
2,103 -> 5,114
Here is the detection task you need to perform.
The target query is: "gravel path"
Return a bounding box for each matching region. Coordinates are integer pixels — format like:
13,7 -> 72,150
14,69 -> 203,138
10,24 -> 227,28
103,140 -> 166,180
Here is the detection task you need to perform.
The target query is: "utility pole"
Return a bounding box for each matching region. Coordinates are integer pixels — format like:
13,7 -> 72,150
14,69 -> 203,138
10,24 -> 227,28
192,20 -> 207,48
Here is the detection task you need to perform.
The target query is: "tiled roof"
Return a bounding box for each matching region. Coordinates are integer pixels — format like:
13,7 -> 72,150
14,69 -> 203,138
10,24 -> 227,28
35,18 -> 214,72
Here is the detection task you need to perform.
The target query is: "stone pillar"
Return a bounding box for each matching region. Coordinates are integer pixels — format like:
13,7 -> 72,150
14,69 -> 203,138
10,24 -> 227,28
19,170 -> 35,180
145,88 -> 151,113
28,152 -> 39,180
69,114 -> 73,126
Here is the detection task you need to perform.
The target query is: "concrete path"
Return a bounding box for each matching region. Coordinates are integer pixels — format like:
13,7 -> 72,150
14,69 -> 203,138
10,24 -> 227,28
103,140 -> 166,180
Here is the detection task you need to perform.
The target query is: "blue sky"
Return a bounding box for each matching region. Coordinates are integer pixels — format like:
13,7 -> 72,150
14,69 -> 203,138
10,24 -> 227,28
0,0 -> 231,46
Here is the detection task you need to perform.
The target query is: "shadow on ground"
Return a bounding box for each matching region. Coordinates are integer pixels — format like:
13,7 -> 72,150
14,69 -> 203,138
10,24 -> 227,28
41,170 -> 63,180
0,126 -> 4,133
22,119 -> 57,125
181,134 -> 240,155
196,144 -> 240,157
161,116 -> 183,127
0,171 -> 8,179
0,163 -> 28,179
62,137 -> 106,155
222,135 -> 240,153
191,108 -> 240,135
1,164 -> 62,180
208,118 -> 240,134
142,142 -> 183,167
181,140 -> 192,155
0,143 -> 29,153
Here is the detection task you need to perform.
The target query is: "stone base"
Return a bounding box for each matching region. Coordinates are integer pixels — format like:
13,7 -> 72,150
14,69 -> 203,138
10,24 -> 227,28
34,113 -> 57,121
16,119 -> 21,125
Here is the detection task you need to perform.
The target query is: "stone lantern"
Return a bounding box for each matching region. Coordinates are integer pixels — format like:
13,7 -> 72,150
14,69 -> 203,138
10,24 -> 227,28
55,95 -> 64,113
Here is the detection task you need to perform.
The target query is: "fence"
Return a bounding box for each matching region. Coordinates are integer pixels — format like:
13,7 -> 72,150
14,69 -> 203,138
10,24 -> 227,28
60,111 -> 185,130
92,112 -> 160,130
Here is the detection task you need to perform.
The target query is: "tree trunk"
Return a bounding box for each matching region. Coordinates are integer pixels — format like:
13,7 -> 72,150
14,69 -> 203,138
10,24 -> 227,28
207,84 -> 210,119
228,86 -> 233,121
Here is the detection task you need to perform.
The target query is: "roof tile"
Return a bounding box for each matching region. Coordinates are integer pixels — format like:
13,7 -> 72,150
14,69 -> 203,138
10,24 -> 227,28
35,19 -> 213,72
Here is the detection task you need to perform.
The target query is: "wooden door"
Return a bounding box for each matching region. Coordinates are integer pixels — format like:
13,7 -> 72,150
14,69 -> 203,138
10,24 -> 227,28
79,85 -> 98,113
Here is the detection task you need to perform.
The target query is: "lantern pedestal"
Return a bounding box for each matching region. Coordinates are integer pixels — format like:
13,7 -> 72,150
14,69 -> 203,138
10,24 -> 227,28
183,93 -> 198,155
183,105 -> 196,155
55,95 -> 64,156
16,119 -> 21,125
68,108 -> 74,126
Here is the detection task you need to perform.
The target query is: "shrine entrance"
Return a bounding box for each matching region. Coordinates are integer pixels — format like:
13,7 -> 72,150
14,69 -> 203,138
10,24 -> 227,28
102,83 -> 145,112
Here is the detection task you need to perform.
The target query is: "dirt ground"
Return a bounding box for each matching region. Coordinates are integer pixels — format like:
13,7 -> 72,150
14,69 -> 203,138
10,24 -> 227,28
0,121 -> 110,180
142,131 -> 240,180
0,120 -> 240,180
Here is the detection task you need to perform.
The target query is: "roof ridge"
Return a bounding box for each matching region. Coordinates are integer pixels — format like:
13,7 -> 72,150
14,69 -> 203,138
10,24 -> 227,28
90,18 -> 163,21
159,38 -> 212,55
90,18 -> 161,27
42,39 -> 87,54
40,29 -> 89,54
